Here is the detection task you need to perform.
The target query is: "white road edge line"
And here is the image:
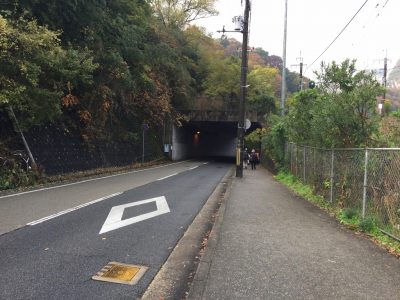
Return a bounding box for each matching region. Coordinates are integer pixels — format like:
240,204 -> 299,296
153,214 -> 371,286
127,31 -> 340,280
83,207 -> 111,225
157,173 -> 178,181
189,166 -> 199,170
0,160 -> 191,199
27,192 -> 123,226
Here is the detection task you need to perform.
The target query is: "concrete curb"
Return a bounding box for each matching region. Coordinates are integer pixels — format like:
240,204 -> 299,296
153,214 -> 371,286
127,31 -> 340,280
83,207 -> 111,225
187,171 -> 234,300
141,167 -> 235,300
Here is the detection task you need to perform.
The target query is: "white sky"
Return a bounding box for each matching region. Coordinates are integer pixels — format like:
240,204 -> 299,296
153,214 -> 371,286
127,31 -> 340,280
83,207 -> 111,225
195,0 -> 399,80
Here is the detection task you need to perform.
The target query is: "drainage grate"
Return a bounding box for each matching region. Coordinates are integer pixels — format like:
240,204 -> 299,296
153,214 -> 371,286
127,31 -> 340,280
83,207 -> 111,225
92,262 -> 148,285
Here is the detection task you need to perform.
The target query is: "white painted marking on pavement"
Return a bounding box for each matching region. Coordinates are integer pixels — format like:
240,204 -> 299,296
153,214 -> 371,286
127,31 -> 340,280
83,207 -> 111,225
157,173 -> 178,181
99,196 -> 170,234
189,166 -> 199,170
27,192 -> 122,226
0,160 -> 191,199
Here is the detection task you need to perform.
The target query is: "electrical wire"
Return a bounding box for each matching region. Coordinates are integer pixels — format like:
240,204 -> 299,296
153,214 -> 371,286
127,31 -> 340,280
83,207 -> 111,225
375,0 -> 390,18
306,0 -> 370,71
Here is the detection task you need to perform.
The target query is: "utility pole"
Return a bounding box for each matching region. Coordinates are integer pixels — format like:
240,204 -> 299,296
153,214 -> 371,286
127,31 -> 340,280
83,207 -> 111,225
291,52 -> 306,91
375,51 -> 390,102
217,1 -> 250,178
383,56 -> 388,100
280,0 -> 288,115
236,0 -> 250,178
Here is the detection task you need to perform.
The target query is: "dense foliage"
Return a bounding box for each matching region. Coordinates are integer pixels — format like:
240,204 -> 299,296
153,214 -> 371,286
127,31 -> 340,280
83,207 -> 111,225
2,0 -> 300,188
3,0 -> 395,189
260,59 -> 395,169
0,16 -> 97,127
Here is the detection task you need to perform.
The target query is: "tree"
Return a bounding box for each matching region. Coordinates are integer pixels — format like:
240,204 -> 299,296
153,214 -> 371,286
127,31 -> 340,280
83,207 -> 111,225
222,38 -> 241,57
286,70 -> 301,93
203,56 -> 241,110
286,89 -> 319,145
261,114 -> 286,168
150,0 -> 218,29
265,55 -> 283,70
286,59 -> 383,147
253,47 -> 269,64
376,112 -> 400,147
247,66 -> 278,115
388,59 -> 400,83
245,128 -> 266,151
13,0 -> 182,134
0,16 -> 97,127
248,52 -> 266,68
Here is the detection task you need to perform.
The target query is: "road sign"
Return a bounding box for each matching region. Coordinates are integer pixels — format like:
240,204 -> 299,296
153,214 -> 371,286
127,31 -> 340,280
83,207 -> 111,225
99,196 -> 170,234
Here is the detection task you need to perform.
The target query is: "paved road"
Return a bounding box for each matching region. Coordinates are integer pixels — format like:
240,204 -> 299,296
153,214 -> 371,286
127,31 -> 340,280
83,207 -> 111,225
0,161 -> 231,299
1,160 -> 204,235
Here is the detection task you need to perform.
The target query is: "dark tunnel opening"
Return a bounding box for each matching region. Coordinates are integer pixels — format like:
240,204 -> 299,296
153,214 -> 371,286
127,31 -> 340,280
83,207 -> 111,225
172,121 -> 261,162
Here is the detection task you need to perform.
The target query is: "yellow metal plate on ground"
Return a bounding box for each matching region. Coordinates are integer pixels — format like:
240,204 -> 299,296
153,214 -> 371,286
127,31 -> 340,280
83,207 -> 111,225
92,262 -> 148,285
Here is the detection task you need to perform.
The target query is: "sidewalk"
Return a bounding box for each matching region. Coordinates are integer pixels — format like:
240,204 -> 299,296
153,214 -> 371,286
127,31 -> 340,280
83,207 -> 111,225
189,167 -> 400,299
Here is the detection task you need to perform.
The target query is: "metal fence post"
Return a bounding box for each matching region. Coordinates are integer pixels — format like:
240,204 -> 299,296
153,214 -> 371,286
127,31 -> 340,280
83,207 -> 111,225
313,148 -> 316,183
362,149 -> 369,218
330,149 -> 335,203
294,145 -> 299,177
290,143 -> 293,172
303,146 -> 306,182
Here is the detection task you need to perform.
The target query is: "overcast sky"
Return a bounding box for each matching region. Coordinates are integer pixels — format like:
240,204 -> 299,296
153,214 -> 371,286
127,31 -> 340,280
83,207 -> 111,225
196,0 -> 399,80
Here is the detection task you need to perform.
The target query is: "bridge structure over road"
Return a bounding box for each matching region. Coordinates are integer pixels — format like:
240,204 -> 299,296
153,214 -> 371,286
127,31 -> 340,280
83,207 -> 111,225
171,110 -> 263,161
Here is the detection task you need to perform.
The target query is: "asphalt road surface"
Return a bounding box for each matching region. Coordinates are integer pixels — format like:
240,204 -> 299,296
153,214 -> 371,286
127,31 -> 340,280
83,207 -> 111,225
0,160 -> 231,299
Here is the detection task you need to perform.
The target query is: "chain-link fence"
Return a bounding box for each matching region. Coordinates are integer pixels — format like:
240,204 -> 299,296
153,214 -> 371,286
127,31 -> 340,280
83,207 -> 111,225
286,143 -> 400,241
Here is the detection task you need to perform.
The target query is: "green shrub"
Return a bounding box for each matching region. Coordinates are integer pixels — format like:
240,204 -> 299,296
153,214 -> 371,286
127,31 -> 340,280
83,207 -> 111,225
0,154 -> 39,190
262,114 -> 287,169
342,207 -> 358,220
359,217 -> 376,233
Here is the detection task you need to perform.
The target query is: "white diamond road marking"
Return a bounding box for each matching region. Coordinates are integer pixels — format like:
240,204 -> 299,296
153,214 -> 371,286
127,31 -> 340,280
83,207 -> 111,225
99,196 -> 170,234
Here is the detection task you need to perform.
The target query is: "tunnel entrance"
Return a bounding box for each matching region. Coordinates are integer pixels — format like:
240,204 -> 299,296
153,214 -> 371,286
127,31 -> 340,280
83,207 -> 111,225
171,120 -> 261,161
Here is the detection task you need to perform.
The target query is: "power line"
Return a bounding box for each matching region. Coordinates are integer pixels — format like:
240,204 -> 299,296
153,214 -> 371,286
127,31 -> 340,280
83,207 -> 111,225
348,0 -> 391,71
307,0 -> 369,71
375,0 -> 390,18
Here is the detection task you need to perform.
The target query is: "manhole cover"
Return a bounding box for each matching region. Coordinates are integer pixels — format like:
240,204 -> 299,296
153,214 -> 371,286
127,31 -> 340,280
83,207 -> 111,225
92,262 -> 148,285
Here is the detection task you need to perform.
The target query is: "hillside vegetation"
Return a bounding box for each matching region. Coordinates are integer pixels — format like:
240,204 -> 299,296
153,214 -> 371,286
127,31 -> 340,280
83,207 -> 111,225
1,0 -> 301,189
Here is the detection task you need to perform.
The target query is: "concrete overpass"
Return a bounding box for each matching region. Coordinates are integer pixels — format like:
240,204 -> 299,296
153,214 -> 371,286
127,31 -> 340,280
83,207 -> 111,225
171,110 -> 262,161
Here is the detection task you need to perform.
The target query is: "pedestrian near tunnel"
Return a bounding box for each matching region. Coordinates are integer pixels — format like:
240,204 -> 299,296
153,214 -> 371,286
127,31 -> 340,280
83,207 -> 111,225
250,149 -> 258,170
243,148 -> 249,169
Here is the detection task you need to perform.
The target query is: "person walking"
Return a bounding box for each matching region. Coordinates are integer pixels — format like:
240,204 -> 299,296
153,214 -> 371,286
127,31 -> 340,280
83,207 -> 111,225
250,149 -> 258,170
243,148 -> 249,169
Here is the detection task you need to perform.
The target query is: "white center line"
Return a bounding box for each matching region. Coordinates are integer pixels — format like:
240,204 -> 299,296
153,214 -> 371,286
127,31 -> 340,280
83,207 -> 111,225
157,173 -> 178,181
27,192 -> 123,226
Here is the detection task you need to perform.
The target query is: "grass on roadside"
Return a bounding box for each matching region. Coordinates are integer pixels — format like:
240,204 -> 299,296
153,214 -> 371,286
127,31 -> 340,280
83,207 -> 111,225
275,171 -> 400,257
275,172 -> 329,210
